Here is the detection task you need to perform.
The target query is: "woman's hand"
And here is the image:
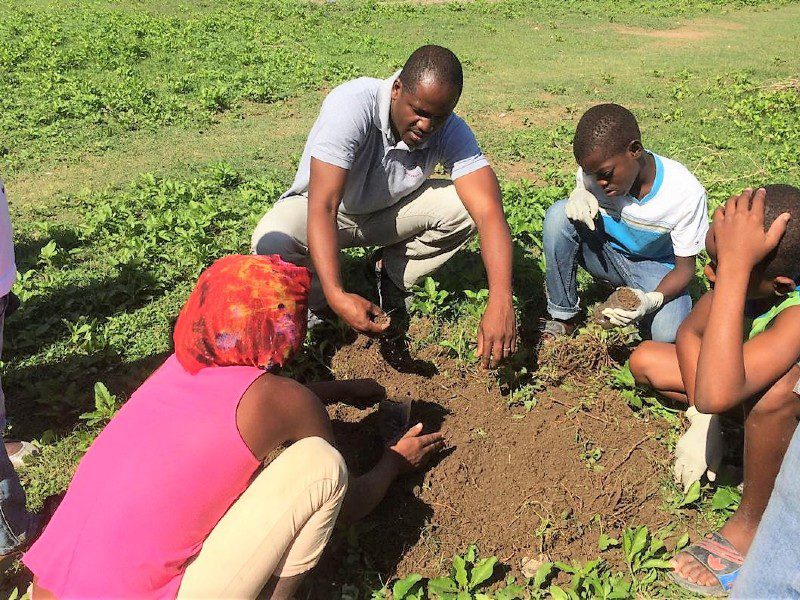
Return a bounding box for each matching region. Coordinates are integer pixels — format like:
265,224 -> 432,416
388,423 -> 445,474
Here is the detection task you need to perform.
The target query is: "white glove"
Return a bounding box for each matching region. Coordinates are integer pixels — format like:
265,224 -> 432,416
602,289 -> 663,326
564,181 -> 600,231
674,406 -> 723,492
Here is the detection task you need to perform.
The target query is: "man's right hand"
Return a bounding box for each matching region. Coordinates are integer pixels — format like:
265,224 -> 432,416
329,291 -> 390,335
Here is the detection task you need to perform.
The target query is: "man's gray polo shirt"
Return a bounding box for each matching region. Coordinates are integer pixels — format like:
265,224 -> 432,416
280,71 -> 490,215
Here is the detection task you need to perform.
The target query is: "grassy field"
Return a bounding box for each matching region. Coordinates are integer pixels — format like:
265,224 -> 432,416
2,0 -> 800,596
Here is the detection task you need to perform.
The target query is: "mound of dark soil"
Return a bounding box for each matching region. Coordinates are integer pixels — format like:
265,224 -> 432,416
306,323 -> 672,592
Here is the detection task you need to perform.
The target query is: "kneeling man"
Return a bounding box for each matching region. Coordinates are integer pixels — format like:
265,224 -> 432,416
252,45 -> 515,368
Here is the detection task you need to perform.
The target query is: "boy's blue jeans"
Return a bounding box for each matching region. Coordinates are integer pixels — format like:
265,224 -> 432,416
543,199 -> 691,343
0,294 -> 33,554
732,416 -> 800,598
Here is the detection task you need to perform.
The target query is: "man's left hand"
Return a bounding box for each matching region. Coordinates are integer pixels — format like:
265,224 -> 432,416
476,297 -> 516,369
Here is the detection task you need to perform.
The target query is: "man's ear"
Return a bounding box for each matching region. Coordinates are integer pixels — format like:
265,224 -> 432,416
773,276 -> 796,296
628,140 -> 644,159
391,78 -> 402,101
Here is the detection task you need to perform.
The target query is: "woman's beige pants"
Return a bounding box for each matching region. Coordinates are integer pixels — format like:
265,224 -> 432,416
177,437 -> 348,598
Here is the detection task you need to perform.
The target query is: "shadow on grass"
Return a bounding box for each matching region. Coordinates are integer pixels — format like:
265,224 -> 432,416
5,264 -> 163,361
4,348 -> 170,439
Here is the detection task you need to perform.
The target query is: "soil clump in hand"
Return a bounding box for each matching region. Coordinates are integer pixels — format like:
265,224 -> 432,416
592,287 -> 641,329
372,312 -> 391,328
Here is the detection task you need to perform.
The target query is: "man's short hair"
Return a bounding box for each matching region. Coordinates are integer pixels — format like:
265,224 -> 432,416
399,45 -> 463,96
573,103 -> 641,163
763,184 -> 800,283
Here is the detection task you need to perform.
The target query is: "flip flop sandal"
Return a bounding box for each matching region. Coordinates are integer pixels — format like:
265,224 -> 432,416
669,531 -> 744,596
535,319 -> 572,354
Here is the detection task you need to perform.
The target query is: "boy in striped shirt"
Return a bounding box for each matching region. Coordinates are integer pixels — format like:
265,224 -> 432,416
540,103 -> 707,343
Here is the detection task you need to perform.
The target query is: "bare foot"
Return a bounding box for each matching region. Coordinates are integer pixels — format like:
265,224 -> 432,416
671,551 -> 720,587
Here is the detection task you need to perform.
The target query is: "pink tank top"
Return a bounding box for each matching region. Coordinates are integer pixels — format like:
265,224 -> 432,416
24,355 -> 265,598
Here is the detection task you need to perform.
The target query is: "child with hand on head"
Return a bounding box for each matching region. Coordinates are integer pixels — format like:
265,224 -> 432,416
541,103 -> 707,344
630,185 -> 800,596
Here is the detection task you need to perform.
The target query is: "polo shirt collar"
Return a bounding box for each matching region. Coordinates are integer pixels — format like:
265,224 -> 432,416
374,70 -> 431,152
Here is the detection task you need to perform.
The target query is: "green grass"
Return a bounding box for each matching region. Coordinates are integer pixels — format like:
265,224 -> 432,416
2,0 -> 799,596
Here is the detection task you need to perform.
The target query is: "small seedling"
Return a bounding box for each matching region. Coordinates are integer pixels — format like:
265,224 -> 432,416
580,443 -> 604,472
621,525 -> 674,589
598,533 -> 620,551
79,382 -> 120,427
674,481 -> 702,509
411,277 -> 450,316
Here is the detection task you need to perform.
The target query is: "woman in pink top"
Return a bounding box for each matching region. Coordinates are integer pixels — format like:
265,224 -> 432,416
24,255 -> 444,599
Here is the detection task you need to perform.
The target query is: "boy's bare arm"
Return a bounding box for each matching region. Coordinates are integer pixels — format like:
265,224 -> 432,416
727,308 -> 800,402
654,255 -> 697,302
675,290 -> 713,404
695,188 -> 793,413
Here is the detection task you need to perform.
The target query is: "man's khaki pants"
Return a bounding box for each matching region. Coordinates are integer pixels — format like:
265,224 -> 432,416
177,437 -> 348,598
251,180 -> 476,311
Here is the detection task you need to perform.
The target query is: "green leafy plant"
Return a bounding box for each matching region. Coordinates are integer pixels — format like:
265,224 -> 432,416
620,526 -> 673,589
439,326 -> 473,362
392,574 -> 424,600
579,442 -> 604,472
79,382 -> 120,427
609,363 -> 680,424
427,545 -> 497,599
506,382 -> 540,412
411,277 -> 451,316
549,559 -> 632,600
674,480 -> 702,509
598,533 -> 620,551
462,288 -> 489,318
710,485 -> 741,518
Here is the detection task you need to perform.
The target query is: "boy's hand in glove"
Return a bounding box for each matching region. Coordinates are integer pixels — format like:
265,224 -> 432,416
602,289 -> 664,326
564,180 -> 600,231
673,405 -> 723,492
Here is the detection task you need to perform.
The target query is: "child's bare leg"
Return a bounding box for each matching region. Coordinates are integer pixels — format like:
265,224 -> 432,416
673,365 -> 800,586
629,341 -> 688,403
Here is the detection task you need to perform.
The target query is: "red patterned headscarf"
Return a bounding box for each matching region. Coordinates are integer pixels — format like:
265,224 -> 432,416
174,255 -> 310,374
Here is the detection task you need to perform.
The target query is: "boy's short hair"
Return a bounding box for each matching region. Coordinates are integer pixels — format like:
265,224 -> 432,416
573,103 -> 641,163
399,45 -> 463,96
763,184 -> 800,283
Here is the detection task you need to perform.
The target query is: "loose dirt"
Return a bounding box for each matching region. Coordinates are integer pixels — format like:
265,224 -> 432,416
609,20 -> 746,47
305,320 -> 673,592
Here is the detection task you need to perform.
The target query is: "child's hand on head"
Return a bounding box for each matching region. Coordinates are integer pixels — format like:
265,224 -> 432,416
712,187 -> 791,271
